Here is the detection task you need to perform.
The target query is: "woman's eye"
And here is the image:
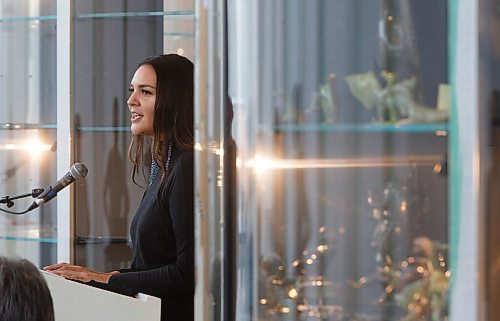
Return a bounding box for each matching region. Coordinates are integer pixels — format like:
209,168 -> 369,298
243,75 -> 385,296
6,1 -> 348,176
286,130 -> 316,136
128,87 -> 134,93
142,89 -> 152,95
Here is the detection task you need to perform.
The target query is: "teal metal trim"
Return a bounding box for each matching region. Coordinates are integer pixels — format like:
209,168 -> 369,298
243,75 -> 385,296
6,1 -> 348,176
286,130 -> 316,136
0,123 -> 57,130
164,32 -> 195,37
0,15 -> 56,23
0,235 -> 57,244
274,122 -> 448,133
78,126 -> 130,132
75,11 -> 194,19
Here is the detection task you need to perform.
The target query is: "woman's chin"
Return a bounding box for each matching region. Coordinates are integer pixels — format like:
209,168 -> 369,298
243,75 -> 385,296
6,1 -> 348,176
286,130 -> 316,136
130,125 -> 153,136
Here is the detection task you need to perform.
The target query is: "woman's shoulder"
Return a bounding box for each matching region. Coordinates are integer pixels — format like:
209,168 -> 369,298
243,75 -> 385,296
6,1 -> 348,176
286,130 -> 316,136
172,147 -> 194,170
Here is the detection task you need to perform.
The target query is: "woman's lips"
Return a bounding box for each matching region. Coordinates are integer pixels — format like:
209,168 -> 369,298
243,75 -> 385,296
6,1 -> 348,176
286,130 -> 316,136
130,112 -> 143,122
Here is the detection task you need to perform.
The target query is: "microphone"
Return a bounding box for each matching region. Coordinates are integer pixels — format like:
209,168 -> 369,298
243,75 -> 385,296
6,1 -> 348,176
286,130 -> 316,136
28,163 -> 88,211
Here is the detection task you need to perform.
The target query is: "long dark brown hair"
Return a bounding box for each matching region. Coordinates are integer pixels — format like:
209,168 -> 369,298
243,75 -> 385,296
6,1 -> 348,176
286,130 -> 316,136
128,54 -> 194,185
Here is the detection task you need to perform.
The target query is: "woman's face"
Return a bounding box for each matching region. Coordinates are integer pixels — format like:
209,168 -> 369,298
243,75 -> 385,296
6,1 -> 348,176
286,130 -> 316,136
127,64 -> 157,136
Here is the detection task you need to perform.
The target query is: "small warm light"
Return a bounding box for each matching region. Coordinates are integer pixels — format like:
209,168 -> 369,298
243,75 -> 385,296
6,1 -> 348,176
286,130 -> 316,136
385,285 -> 394,294
383,265 -> 390,272
359,277 -> 367,284
400,201 -> 407,212
312,280 -> 323,286
408,257 -> 415,264
319,226 -> 326,233
401,260 -> 408,268
280,307 -> 290,314
416,266 -> 425,273
278,265 -> 284,271
306,259 -> 313,265
259,299 -> 267,305
292,259 -> 300,267
433,163 -> 442,174
445,271 -> 451,278
317,244 -> 328,253
177,48 -> 184,55
311,254 -> 317,260
194,143 -> 203,151
288,288 -> 298,299
387,15 -> 393,21
440,262 -> 446,267
435,130 -> 448,137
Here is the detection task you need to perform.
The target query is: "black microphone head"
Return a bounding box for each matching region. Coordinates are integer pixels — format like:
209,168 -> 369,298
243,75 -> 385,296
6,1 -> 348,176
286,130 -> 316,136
70,163 -> 88,179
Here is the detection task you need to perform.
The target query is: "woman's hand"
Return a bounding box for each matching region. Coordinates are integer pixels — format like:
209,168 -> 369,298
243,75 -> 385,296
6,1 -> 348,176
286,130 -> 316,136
43,262 -> 120,284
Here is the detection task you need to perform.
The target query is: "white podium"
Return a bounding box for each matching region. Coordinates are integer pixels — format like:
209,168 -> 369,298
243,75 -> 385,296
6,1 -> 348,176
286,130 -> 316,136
41,270 -> 161,321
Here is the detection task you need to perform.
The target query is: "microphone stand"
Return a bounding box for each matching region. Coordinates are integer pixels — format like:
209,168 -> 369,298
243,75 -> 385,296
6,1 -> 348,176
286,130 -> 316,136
0,188 -> 44,214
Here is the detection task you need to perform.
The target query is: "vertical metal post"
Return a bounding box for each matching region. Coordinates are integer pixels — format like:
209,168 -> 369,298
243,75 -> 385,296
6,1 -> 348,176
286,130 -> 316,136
56,0 -> 74,263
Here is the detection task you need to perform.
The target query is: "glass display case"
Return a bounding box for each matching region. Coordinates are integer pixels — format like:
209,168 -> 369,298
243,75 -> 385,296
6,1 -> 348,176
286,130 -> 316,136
196,1 -> 453,321
0,0 -> 195,270
0,1 -> 57,266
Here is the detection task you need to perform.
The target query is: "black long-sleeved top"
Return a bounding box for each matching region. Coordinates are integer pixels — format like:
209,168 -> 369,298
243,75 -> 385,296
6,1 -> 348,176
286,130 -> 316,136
108,147 -> 194,321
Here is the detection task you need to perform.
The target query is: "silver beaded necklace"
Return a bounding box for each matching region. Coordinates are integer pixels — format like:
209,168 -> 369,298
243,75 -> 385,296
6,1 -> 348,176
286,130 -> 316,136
148,141 -> 173,187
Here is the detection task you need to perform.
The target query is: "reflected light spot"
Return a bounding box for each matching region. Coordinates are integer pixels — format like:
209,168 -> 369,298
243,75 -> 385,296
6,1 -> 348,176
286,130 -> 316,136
317,244 -> 328,253
435,130 -> 448,137
177,48 -> 184,55
194,143 -> 203,151
288,288 -> 298,299
24,140 -> 52,156
1,140 -> 52,156
280,307 -> 290,314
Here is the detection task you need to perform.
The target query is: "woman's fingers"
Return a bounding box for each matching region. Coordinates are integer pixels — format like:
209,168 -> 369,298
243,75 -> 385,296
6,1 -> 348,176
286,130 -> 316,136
43,263 -> 112,283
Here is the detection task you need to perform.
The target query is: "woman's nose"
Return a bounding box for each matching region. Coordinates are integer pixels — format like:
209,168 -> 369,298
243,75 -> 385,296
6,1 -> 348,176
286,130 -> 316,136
127,91 -> 137,106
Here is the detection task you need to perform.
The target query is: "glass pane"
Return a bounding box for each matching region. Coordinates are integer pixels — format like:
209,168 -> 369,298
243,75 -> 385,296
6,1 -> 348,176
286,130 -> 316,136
228,1 -> 449,321
73,1 -> 195,271
75,0 -> 162,15
0,0 -> 57,267
0,19 -> 56,124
